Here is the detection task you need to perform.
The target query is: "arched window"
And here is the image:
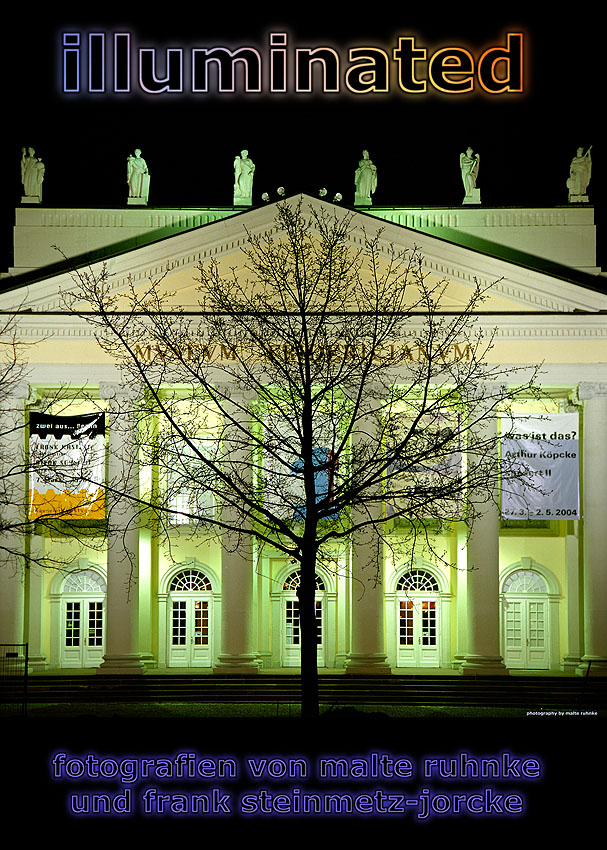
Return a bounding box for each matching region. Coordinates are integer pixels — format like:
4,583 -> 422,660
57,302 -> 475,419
63,570 -> 106,594
282,570 -> 326,592
396,569 -> 439,593
503,570 -> 548,594
169,568 -> 212,592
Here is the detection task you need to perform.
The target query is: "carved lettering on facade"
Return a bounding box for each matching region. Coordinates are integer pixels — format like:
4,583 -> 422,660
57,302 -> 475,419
134,341 -> 471,364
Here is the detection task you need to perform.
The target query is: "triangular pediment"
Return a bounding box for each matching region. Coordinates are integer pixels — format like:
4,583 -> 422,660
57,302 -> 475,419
2,194 -> 607,316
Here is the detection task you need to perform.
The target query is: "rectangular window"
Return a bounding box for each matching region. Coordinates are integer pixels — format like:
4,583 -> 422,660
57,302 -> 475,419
285,600 -> 323,646
293,448 -> 338,519
172,601 -> 187,645
166,435 -> 215,525
65,602 -> 81,646
387,409 -> 462,520
264,410 -> 340,521
87,602 -> 103,646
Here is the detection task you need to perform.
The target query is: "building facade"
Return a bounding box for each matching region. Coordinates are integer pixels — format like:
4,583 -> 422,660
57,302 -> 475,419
1,195 -> 606,676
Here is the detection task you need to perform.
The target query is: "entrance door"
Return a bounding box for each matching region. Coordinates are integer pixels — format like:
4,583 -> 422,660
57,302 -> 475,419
502,570 -> 550,669
60,570 -> 106,668
167,568 -> 213,668
281,571 -> 325,667
396,569 -> 441,668
168,598 -> 212,667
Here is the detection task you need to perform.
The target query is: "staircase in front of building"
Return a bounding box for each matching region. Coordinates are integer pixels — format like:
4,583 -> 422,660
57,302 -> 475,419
24,673 -> 607,711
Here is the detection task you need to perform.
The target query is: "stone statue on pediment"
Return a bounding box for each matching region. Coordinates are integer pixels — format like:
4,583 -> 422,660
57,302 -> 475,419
460,147 -> 480,204
567,146 -> 592,202
127,149 -> 150,205
21,147 -> 45,203
354,150 -> 377,206
233,150 -> 255,206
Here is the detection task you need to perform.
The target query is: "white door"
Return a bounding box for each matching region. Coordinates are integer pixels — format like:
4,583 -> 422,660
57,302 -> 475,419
59,569 -> 106,668
282,596 -> 325,667
395,568 -> 441,668
397,597 -> 440,667
502,569 -> 550,669
168,596 -> 212,667
61,598 -> 105,667
280,570 -> 326,667
503,597 -> 549,669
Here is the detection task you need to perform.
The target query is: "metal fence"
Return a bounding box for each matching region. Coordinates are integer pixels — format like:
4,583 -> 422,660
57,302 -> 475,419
0,644 -> 28,717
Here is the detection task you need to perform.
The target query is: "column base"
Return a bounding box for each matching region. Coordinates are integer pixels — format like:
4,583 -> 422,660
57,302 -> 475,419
97,654 -> 146,675
576,657 -> 607,676
561,655 -> 582,673
213,654 -> 261,674
459,655 -> 509,675
344,653 -> 392,675
27,655 -> 48,671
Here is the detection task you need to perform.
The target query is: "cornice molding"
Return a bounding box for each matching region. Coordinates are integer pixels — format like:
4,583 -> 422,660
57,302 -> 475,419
3,197 -> 606,316
9,312 -> 607,343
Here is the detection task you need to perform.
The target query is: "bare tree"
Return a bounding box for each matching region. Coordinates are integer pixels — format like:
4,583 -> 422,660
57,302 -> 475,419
66,199 -> 539,717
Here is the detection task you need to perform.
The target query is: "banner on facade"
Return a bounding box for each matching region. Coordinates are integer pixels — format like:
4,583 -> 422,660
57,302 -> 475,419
500,413 -> 579,520
28,413 -> 106,520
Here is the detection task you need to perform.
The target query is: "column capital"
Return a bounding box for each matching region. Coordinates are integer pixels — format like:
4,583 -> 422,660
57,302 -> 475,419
577,382 -> 607,401
4,380 -> 30,401
99,381 -> 142,403
464,382 -> 508,404
214,384 -> 257,404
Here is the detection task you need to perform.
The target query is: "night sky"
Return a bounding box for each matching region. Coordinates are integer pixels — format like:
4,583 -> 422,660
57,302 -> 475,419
1,5 -> 603,275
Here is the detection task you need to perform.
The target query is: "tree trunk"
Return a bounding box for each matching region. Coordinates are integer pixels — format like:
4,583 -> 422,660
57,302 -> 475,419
298,542 -> 319,718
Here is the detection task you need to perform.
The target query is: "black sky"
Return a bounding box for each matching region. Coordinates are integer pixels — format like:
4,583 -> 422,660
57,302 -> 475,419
1,5 -> 603,271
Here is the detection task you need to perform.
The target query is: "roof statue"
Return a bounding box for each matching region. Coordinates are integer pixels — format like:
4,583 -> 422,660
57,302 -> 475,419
233,149 -> 255,206
127,149 -> 150,205
460,146 -> 480,205
21,147 -> 45,204
567,146 -> 592,203
354,149 -> 377,206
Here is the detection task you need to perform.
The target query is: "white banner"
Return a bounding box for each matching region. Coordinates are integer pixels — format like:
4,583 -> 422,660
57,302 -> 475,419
501,413 -> 579,520
28,413 -> 105,520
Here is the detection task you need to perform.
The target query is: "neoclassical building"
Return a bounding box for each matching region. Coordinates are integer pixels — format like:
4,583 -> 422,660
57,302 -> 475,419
1,194 -> 606,677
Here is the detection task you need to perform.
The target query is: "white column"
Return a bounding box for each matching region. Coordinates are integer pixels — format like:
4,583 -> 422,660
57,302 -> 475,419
577,383 -> 607,675
453,522 -> 469,668
461,387 -> 507,675
0,381 -> 29,649
97,382 -> 145,674
562,528 -> 581,672
345,396 -> 390,674
26,535 -> 48,669
345,530 -> 390,673
214,394 -> 259,673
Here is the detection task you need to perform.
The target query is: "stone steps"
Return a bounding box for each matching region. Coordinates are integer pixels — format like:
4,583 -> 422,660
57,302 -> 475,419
20,674 -> 607,709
